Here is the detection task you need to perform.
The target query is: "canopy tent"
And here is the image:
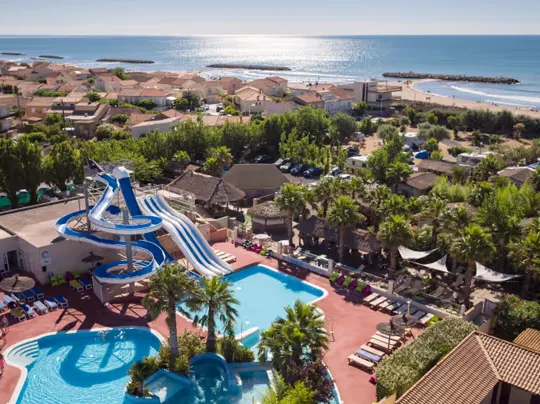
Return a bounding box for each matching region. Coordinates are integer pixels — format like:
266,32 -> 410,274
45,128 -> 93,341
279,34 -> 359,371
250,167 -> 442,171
412,255 -> 449,274
474,262 -> 522,283
399,246 -> 438,260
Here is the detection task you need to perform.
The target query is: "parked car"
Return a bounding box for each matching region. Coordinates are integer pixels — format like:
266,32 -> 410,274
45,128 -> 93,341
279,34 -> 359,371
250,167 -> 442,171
338,173 -> 351,181
280,161 -> 295,173
274,158 -> 290,167
291,164 -> 310,176
326,167 -> 343,178
303,166 -> 323,178
253,155 -> 273,163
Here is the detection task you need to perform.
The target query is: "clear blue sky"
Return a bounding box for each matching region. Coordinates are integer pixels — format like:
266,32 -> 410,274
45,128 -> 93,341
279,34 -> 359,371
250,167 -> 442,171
3,0 -> 540,35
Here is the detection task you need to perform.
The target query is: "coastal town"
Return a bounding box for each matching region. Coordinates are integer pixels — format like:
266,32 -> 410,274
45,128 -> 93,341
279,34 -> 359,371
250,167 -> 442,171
0,55 -> 539,404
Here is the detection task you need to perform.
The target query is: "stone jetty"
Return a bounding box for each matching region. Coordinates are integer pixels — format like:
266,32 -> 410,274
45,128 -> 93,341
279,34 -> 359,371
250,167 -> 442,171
207,63 -> 291,71
1,52 -> 25,56
382,72 -> 519,84
39,55 -> 64,59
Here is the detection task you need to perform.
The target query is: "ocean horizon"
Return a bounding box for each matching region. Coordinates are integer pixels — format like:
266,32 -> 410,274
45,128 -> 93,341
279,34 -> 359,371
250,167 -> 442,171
2,35 -> 540,108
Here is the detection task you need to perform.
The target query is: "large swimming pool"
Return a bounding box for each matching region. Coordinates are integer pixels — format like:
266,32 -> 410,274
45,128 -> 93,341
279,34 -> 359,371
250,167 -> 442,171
6,328 -> 161,404
179,265 -> 326,347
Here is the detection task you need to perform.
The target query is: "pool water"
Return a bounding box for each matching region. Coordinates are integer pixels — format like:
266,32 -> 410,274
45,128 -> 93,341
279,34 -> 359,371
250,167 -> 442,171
179,265 -> 325,347
169,358 -> 270,403
9,328 -> 161,404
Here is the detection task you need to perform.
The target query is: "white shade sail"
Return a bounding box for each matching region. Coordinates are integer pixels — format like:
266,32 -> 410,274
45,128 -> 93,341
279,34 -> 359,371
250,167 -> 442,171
412,255 -> 449,273
399,246 -> 438,260
474,262 -> 522,283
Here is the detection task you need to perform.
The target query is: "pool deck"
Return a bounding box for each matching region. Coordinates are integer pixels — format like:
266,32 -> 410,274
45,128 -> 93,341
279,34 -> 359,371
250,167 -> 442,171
0,242 -> 421,404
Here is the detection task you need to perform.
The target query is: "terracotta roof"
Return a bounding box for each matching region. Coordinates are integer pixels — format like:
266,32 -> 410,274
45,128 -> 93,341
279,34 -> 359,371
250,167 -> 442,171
223,164 -> 288,191
219,77 -> 241,82
119,88 -> 144,97
119,80 -> 139,87
497,167 -> 534,184
158,109 -> 190,119
331,88 -> 355,101
514,328 -> 540,353
126,113 -> 154,127
27,97 -> 55,107
140,88 -> 167,97
404,172 -> 438,191
295,92 -> 323,104
89,68 -> 108,74
168,171 -> 245,204
397,332 -> 540,404
267,76 -> 287,84
0,96 -> 16,106
417,159 -> 456,175
158,77 -> 179,86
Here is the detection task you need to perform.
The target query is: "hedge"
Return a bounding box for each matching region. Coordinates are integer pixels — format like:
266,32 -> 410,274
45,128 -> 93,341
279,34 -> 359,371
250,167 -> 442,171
376,318 -> 476,400
493,295 -> 540,341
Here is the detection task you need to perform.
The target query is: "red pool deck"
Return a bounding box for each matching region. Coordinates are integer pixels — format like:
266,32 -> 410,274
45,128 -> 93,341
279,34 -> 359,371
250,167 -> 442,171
0,243 -> 419,404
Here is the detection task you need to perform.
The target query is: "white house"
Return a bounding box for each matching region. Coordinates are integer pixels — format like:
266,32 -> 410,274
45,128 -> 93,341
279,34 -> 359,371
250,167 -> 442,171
346,155 -> 370,171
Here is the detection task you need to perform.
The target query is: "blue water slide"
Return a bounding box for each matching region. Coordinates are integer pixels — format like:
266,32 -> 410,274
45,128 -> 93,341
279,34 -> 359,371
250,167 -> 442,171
138,197 -> 225,278
55,172 -> 166,284
154,193 -> 232,272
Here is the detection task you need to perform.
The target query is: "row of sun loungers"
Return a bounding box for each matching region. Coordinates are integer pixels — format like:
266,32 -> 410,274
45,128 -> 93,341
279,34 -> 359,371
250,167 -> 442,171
2,294 -> 68,322
69,278 -> 93,292
362,292 -> 433,325
348,329 -> 408,372
213,250 -> 237,264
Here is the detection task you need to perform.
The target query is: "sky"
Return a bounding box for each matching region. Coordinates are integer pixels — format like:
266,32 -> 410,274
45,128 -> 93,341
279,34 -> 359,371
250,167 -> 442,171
2,0 -> 540,36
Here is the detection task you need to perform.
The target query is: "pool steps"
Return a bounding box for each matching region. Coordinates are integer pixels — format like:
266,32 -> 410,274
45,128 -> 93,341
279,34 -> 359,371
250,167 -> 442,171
6,340 -> 39,367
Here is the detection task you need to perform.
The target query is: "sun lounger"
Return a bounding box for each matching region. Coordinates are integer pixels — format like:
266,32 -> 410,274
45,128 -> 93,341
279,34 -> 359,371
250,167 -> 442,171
54,295 -> 68,309
223,255 -> 237,263
44,297 -> 58,310
412,310 -> 426,320
394,277 -> 412,294
347,354 -> 374,372
0,299 -> 6,312
396,304 -> 409,314
431,286 -> 446,298
33,300 -> 48,315
371,334 -> 401,345
31,287 -> 45,299
386,301 -> 402,313
355,349 -> 382,363
378,299 -> 396,311
451,274 -> 465,288
360,344 -> 386,357
404,280 -> 422,296
363,293 -> 380,305
21,304 -> 37,318
69,280 -> 83,292
374,331 -> 402,341
419,313 -> 435,325
371,296 -> 388,308
3,294 -> 16,305
78,278 -> 92,290
23,290 -> 35,303
11,307 -> 26,322
12,292 -> 25,304
368,338 -> 399,351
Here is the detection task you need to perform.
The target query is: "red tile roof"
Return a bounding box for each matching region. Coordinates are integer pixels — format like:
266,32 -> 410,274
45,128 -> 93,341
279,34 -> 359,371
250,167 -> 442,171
514,329 -> 540,353
296,92 -> 323,104
140,88 -> 167,97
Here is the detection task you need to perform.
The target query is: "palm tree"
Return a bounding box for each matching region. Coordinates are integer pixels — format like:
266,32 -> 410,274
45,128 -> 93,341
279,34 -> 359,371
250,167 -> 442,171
347,176 -> 365,200
327,196 -> 365,263
276,183 -> 308,246
258,300 -> 328,370
190,276 -> 239,353
452,225 -> 495,308
378,214 -> 414,278
366,184 -> 392,232
209,146 -> 232,177
127,356 -> 160,397
442,204 -> 469,271
528,167 -> 540,191
142,263 -> 199,370
310,177 -> 341,217
508,230 -> 540,298
421,196 -> 447,247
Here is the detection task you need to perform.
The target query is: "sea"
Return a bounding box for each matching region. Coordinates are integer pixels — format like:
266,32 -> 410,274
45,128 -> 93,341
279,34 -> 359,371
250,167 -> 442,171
1,35 -> 540,109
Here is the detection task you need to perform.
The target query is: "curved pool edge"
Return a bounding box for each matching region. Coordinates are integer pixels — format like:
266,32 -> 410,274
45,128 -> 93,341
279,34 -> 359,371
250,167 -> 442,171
4,326 -> 165,404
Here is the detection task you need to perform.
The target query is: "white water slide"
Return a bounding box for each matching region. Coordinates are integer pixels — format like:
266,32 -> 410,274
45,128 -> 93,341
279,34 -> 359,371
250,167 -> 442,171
137,192 -> 232,278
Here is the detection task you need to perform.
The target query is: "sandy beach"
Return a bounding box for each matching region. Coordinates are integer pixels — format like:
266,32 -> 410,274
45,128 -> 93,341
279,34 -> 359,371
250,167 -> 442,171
398,79 -> 540,119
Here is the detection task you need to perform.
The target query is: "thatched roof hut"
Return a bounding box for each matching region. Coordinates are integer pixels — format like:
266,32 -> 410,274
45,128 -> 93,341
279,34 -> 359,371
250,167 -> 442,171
247,201 -> 287,233
167,171 -> 245,205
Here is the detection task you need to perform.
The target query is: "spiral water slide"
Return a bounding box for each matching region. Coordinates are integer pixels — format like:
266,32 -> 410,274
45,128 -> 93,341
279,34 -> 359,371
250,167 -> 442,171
56,170 -> 167,284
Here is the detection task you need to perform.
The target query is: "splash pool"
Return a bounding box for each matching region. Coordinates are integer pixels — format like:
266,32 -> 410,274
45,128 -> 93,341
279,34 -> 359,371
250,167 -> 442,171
6,327 -> 162,404
179,265 -> 326,348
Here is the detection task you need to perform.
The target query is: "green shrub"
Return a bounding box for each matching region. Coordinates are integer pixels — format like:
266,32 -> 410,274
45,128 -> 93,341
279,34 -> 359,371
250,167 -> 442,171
493,295 -> 540,341
329,272 -> 340,283
355,281 -> 365,292
343,276 -> 352,287
376,318 -> 476,400
218,336 -> 255,363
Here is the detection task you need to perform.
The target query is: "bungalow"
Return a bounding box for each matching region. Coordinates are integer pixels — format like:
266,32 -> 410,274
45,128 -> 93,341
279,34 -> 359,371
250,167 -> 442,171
130,113 -> 191,139
497,167 -> 534,187
396,331 -> 540,404
46,70 -> 77,86
26,97 -> 55,119
417,159 -> 456,177
202,81 -> 224,103
223,164 -> 289,200
397,172 -> 438,197
50,95 -> 84,114
245,76 -> 288,97
322,89 -> 354,114
234,86 -> 296,114
94,74 -> 122,92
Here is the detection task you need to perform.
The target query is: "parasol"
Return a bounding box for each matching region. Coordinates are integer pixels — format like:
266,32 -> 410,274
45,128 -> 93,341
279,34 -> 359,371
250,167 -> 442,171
81,252 -> 104,263
0,274 -> 36,293
376,319 -> 405,350
392,313 -> 418,328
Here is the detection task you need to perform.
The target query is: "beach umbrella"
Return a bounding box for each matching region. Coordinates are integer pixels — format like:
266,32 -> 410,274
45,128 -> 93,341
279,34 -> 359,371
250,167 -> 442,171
81,252 -> 104,263
391,313 -> 418,328
0,274 -> 35,293
376,319 -> 405,351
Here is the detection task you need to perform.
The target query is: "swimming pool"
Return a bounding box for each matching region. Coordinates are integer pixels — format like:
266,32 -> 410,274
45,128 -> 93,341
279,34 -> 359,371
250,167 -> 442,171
179,265 -> 326,347
147,356 -> 271,403
6,327 -> 162,404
